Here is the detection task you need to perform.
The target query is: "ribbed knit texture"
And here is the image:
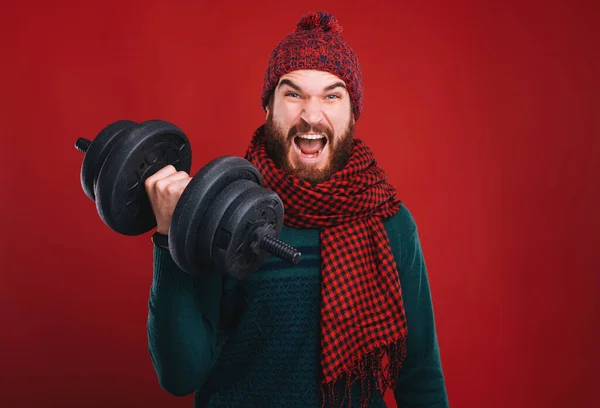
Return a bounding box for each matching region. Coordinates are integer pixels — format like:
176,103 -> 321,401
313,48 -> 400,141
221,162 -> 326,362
147,204 -> 449,408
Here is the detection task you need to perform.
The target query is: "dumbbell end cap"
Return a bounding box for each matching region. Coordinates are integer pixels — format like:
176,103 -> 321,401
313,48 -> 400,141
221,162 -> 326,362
75,137 -> 91,154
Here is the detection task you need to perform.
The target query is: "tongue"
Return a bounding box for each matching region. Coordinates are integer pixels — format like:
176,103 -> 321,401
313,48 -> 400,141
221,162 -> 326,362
296,138 -> 325,155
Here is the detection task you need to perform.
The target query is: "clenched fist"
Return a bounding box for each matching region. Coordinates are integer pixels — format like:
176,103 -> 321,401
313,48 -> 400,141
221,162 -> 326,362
144,165 -> 192,234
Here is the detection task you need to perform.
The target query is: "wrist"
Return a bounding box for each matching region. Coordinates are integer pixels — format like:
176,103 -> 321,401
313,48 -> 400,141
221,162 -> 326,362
155,225 -> 169,235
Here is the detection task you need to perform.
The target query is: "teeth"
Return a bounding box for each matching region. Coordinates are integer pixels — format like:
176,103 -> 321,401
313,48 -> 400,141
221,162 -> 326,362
297,134 -> 325,140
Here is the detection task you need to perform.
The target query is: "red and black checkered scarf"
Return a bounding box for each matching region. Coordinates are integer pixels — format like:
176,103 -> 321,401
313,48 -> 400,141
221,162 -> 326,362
244,125 -> 408,408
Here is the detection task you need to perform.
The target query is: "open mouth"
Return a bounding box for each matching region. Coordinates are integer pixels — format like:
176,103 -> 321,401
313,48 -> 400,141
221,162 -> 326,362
293,134 -> 328,160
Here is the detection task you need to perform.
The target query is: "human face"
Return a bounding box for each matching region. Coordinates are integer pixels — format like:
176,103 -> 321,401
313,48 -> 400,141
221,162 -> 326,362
264,70 -> 355,185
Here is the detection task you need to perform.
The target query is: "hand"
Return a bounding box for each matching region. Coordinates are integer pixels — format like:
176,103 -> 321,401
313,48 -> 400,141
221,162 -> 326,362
144,165 -> 192,234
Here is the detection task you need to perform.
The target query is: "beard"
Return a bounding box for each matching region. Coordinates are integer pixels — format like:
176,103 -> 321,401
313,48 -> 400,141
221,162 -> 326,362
262,111 -> 355,185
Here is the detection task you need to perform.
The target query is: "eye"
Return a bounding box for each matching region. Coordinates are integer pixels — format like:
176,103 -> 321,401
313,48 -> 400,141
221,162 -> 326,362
285,92 -> 300,98
326,94 -> 340,100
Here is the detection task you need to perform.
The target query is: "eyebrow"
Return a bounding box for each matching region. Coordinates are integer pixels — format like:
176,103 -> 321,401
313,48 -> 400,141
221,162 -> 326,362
277,79 -> 347,93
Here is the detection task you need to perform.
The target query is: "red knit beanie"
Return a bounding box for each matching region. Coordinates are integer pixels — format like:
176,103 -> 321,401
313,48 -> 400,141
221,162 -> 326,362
261,11 -> 364,121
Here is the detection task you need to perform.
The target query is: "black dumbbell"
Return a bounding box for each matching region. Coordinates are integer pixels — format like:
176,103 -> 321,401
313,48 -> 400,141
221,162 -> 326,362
75,119 -> 301,279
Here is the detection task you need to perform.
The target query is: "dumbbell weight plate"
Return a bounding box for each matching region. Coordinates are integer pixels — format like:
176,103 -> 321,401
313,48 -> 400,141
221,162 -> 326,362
213,185 -> 284,280
169,156 -> 263,276
198,179 -> 260,275
96,120 -> 192,236
80,120 -> 137,201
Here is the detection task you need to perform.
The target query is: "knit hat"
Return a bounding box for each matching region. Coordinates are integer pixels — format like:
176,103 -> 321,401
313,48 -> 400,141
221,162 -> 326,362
261,11 -> 364,121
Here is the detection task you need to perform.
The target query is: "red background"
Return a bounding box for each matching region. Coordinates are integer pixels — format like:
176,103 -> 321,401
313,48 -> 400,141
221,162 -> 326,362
1,0 -> 599,407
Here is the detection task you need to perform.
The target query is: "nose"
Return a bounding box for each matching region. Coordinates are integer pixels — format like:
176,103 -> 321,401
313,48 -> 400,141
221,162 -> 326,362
300,98 -> 324,126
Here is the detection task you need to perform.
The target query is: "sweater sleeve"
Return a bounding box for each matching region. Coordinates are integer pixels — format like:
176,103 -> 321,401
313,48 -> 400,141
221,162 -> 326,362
147,244 -> 222,396
393,210 -> 449,407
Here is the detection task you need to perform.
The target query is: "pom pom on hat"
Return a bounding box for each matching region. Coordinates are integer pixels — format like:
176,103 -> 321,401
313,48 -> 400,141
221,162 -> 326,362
296,11 -> 343,34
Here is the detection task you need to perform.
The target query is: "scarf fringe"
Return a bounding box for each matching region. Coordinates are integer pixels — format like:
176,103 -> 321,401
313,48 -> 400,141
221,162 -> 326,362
320,339 -> 407,408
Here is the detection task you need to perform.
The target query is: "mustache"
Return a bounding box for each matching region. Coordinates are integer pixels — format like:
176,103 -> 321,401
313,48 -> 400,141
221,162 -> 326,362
287,120 -> 334,141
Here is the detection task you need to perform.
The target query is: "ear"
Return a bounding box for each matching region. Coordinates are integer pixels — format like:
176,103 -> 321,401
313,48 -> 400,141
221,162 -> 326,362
265,105 -> 270,120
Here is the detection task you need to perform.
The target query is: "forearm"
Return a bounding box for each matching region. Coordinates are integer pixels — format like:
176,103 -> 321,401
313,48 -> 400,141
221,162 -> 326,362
147,244 -> 222,396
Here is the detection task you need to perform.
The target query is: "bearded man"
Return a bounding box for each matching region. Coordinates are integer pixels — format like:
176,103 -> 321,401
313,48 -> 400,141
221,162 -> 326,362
145,11 -> 449,408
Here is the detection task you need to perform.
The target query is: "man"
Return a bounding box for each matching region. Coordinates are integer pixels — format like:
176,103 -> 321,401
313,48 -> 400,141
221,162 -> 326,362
144,11 -> 449,408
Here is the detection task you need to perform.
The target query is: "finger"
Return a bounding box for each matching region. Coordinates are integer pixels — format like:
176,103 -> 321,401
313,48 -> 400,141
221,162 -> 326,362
165,177 -> 192,195
160,170 -> 190,183
154,171 -> 190,192
144,165 -> 177,192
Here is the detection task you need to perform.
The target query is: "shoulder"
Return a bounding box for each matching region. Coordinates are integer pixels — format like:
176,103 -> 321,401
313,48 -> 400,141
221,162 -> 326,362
382,202 -> 420,266
382,202 -> 418,240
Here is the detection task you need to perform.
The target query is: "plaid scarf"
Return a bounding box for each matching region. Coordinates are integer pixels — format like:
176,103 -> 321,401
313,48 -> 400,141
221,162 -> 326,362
244,125 -> 408,408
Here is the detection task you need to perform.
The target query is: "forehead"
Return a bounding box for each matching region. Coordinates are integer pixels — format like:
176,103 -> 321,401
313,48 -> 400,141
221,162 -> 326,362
278,69 -> 346,90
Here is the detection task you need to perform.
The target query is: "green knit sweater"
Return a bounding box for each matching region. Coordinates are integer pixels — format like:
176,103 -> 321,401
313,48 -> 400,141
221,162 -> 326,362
147,203 -> 448,407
